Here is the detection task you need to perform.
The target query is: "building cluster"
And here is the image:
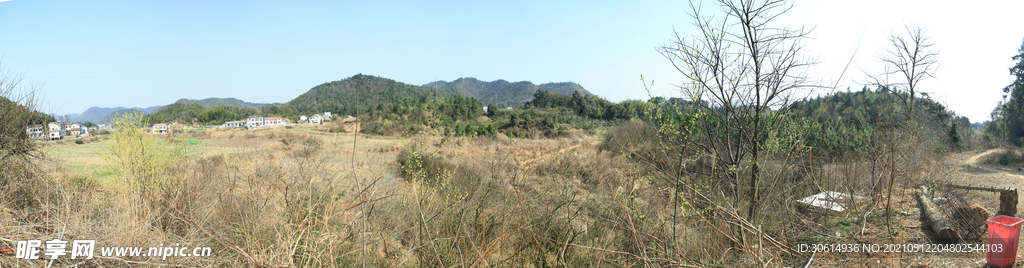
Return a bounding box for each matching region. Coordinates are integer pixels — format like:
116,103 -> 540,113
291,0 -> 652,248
137,123 -> 171,134
298,112 -> 332,124
27,122 -> 174,140
28,112 -> 341,140
26,122 -> 96,140
482,106 -> 514,113
222,115 -> 284,129
222,112 -> 333,129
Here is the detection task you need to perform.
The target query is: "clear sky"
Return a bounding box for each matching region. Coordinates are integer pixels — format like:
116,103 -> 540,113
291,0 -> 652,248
1,0 -> 1022,123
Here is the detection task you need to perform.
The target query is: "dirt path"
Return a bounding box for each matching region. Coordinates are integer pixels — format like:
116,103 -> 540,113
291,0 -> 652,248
946,148 -> 1024,190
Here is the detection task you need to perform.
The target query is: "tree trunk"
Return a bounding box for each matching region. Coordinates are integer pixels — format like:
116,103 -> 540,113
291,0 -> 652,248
917,186 -> 959,241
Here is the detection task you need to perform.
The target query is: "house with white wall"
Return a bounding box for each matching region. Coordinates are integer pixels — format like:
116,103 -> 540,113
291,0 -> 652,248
68,124 -> 82,137
47,122 -> 64,140
154,123 -> 168,134
309,114 -> 322,124
299,115 -> 307,123
264,117 -> 283,126
246,116 -> 264,128
222,121 -> 245,128
26,124 -> 44,139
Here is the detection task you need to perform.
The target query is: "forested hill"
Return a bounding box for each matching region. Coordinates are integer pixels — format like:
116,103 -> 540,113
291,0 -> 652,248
789,87 -> 969,129
787,87 -> 973,157
1,96 -> 54,125
287,74 -> 457,116
423,78 -> 591,108
174,97 -> 266,109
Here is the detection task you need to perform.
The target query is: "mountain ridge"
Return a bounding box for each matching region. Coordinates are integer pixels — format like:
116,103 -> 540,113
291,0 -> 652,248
286,74 -> 458,116
72,106 -> 162,123
79,75 -> 594,124
422,77 -> 592,107
174,97 -> 268,109
97,106 -> 163,124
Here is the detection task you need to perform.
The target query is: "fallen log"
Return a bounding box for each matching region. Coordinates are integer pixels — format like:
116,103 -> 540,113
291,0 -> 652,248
918,186 -> 960,241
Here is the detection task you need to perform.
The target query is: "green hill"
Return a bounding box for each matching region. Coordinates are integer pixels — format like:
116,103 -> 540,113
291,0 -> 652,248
787,87 -> 972,157
145,103 -> 258,125
287,74 -> 457,116
174,97 -> 267,109
2,96 -> 53,125
424,78 -> 592,108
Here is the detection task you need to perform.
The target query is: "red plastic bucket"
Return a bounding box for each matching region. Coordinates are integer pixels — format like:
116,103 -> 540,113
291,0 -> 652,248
988,215 -> 1024,268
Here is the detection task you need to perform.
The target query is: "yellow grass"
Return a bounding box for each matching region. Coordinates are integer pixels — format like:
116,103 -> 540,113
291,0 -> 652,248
5,123 -> 726,267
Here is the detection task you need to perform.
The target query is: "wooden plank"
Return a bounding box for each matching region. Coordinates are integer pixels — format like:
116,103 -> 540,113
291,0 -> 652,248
944,184 -> 1012,192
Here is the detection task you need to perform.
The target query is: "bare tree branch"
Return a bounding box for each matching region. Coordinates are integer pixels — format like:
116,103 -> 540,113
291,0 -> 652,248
862,24 -> 939,122
657,0 -> 817,219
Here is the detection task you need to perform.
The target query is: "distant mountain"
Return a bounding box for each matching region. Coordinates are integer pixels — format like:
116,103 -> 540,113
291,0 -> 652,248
97,106 -> 163,124
72,107 -> 125,123
72,106 -> 162,123
288,74 -> 457,116
423,78 -> 592,107
50,113 -> 79,120
174,97 -> 267,109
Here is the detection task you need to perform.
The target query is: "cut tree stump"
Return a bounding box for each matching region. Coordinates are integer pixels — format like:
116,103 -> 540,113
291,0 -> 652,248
999,189 -> 1017,217
918,186 -> 960,242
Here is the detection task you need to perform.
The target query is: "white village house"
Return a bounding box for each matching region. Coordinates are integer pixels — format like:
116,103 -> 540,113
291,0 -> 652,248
67,123 -> 82,137
264,117 -> 284,126
309,114 -> 322,124
26,124 -> 44,139
47,122 -> 65,140
222,121 -> 245,128
299,115 -> 307,122
154,123 -> 168,134
246,116 -> 264,128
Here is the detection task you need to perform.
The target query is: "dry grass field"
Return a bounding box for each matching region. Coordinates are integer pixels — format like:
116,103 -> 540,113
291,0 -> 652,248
5,118 -> 1008,267
2,118 -> 721,267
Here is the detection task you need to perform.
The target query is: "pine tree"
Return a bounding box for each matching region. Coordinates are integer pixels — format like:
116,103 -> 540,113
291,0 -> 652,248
1000,39 -> 1024,146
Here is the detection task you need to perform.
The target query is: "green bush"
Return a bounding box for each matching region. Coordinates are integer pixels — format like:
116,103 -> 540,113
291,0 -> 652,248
1000,152 -> 1013,166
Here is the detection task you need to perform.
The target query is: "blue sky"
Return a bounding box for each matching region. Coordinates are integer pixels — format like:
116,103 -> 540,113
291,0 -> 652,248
2,0 -> 1023,122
